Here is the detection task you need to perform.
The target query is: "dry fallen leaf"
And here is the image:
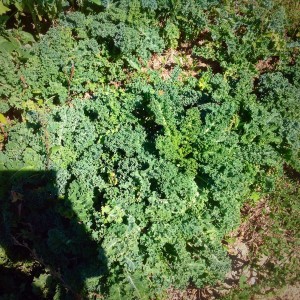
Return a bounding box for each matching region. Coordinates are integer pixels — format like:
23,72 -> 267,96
11,191 -> 24,203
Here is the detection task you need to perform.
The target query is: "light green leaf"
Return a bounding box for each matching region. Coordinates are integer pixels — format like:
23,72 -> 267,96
89,0 -> 102,6
19,31 -> 35,43
14,1 -> 24,12
250,192 -> 261,202
0,113 -> 7,124
0,37 -> 19,54
0,1 -> 10,15
49,145 -> 62,155
126,58 -> 141,71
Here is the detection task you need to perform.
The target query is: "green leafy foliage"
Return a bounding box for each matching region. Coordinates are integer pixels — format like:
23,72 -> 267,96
0,0 -> 67,31
0,0 -> 299,299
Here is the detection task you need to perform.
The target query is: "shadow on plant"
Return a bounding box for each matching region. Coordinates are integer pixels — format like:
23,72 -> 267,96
0,171 -> 107,299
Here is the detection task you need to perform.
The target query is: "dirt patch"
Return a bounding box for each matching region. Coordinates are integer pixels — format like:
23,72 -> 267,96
256,56 -> 279,73
140,49 -> 200,80
140,36 -> 222,81
262,283 -> 300,300
167,189 -> 300,300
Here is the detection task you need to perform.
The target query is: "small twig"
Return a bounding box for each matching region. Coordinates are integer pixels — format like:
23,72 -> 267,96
20,75 -> 28,89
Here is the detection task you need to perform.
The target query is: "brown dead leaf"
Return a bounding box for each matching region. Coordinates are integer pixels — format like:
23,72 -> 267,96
11,191 -> 23,203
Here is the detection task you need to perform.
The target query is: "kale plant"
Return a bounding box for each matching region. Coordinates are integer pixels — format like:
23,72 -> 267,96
0,0 -> 299,299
